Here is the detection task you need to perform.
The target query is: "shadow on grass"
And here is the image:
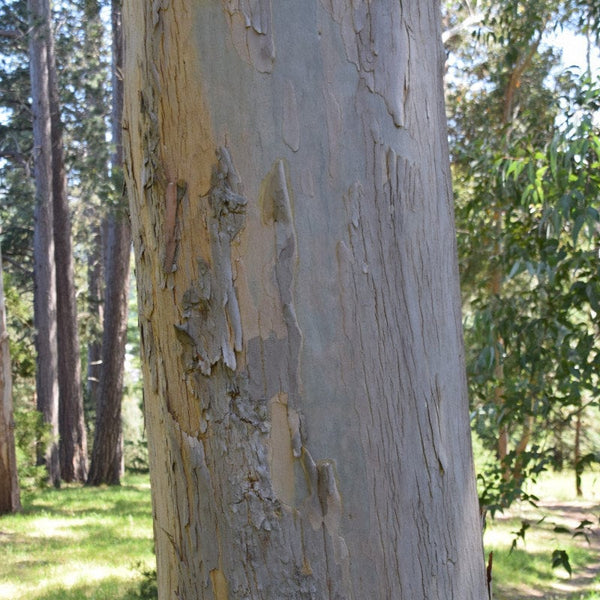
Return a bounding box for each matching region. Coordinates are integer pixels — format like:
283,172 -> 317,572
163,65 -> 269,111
492,545 -> 598,599
29,575 -> 144,600
21,483 -> 152,520
1,475 -> 155,599
20,499 -> 152,522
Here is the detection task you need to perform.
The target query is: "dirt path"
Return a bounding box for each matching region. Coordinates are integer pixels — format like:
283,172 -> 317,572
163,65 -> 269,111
540,501 -> 600,598
494,500 -> 600,599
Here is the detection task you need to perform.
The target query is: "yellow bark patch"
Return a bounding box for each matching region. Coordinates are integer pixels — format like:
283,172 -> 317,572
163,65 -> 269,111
156,0 -> 215,196
268,393 -> 296,507
210,568 -> 229,600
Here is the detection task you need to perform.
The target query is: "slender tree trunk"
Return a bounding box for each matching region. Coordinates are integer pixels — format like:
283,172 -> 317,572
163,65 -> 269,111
0,241 -> 21,514
124,2 -> 487,598
492,249 -> 509,477
553,422 -> 564,470
495,35 -> 543,481
82,0 -> 107,417
87,218 -> 130,485
574,410 -> 582,497
28,0 -> 60,487
513,413 -> 534,484
86,223 -> 104,412
46,4 -> 88,483
88,0 -> 131,486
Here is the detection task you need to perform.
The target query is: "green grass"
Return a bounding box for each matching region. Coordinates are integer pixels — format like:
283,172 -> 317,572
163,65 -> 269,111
486,469 -> 600,600
487,528 -> 597,597
2,468 -> 598,599
528,470 -> 600,503
0,473 -> 154,600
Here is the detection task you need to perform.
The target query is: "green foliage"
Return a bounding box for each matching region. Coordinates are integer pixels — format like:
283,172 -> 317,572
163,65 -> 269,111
572,518 -> 595,543
551,548 -> 572,575
123,438 -> 149,474
477,450 -> 545,517
13,405 -> 51,491
575,452 -> 599,493
483,469 -> 600,597
510,520 -> 531,552
123,564 -> 158,600
0,1 -> 34,289
470,81 -> 599,455
2,271 -> 34,381
448,0 -> 600,512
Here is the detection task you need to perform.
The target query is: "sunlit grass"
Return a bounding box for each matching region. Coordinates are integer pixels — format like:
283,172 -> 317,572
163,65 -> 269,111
527,469 -> 600,503
2,467 -> 598,598
486,469 -> 600,600
0,473 -> 154,600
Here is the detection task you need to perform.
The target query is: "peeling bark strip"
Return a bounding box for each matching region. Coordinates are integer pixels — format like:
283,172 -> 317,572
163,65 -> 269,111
222,0 -> 275,73
124,1 -> 488,598
282,81 -> 300,152
163,181 -> 178,271
320,0 -> 409,127
175,148 -> 246,376
163,179 -> 187,273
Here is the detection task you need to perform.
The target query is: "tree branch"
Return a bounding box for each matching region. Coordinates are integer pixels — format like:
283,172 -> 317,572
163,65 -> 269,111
442,12 -> 484,45
0,29 -> 22,40
502,30 -> 545,125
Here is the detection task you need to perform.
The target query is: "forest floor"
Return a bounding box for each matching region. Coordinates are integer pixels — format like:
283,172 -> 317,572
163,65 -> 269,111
0,470 -> 598,599
0,473 -> 154,600
486,470 -> 600,600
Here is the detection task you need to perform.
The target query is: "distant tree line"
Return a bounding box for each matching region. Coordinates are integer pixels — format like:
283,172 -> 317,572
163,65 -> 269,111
0,0 -> 135,511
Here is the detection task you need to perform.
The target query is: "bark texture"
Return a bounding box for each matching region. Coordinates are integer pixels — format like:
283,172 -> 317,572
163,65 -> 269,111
87,215 -> 130,485
124,1 -> 487,598
88,0 -> 130,486
28,0 -> 60,487
0,243 -> 21,514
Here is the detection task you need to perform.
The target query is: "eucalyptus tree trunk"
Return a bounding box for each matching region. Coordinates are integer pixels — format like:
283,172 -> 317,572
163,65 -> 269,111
0,242 -> 21,514
46,4 -> 88,483
28,0 -> 60,487
124,2 -> 487,598
88,0 -> 130,486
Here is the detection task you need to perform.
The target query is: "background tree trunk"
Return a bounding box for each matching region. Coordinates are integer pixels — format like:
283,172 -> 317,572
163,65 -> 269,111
0,240 -> 21,514
87,0 -> 130,486
28,0 -> 60,487
81,0 -> 108,418
87,217 -> 130,485
46,3 -> 88,483
124,1 -> 487,598
86,224 -> 104,414
574,410 -> 582,497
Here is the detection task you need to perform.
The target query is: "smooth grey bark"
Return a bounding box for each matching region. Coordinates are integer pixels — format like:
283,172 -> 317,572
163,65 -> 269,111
28,0 -> 60,487
124,1 -> 487,598
0,241 -> 21,514
46,5 -> 88,483
87,0 -> 130,486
